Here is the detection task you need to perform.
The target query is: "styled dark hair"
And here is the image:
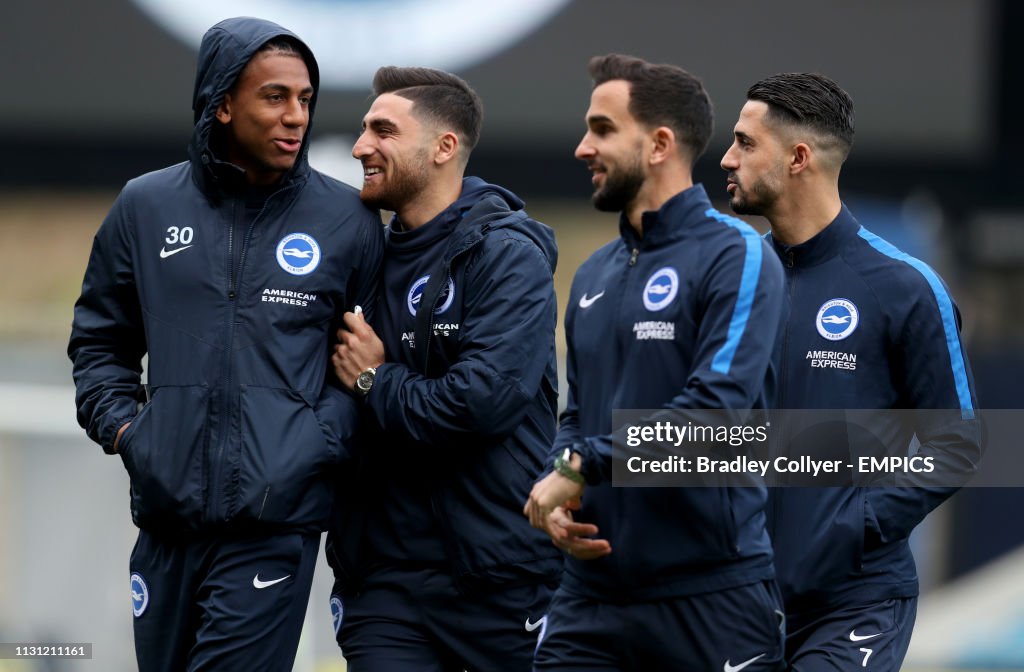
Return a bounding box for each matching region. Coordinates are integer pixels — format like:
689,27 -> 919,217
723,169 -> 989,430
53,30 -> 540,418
588,53 -> 713,164
747,73 -> 855,161
231,36 -> 311,97
239,36 -> 316,101
372,66 -> 484,155
256,36 -> 304,58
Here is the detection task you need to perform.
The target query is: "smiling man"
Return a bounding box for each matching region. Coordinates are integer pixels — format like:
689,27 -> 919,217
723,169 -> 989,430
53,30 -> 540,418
68,17 -> 383,671
524,54 -> 786,670
325,66 -> 562,671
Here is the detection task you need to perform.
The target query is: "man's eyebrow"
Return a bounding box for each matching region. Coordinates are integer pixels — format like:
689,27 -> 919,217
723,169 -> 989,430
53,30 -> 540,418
365,117 -> 397,131
258,83 -> 315,95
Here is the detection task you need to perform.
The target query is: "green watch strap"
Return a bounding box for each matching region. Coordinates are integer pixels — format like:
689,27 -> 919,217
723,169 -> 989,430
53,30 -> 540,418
554,447 -> 585,485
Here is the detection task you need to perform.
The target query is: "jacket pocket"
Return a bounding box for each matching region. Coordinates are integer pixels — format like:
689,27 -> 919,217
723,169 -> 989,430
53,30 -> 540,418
671,488 -> 741,561
116,399 -> 151,460
718,488 -> 741,557
501,443 -> 540,479
235,385 -> 333,528
439,441 -> 559,579
119,385 -> 210,530
775,487 -> 865,599
854,487 -> 867,571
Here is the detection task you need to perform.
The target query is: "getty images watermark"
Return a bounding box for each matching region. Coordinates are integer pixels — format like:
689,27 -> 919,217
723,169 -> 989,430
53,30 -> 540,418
608,408 -> 1012,488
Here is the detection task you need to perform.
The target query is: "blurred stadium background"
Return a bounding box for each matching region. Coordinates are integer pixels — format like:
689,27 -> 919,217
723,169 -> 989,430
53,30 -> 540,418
1,0 -> 1022,669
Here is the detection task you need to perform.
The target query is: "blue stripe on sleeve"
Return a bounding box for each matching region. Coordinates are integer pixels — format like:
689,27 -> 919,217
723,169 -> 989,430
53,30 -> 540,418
705,208 -> 763,375
856,227 -> 975,419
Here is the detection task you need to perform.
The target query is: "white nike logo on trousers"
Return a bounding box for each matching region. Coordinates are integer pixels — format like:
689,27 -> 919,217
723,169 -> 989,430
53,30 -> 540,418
252,574 -> 291,589
525,616 -> 545,632
849,629 -> 882,642
724,652 -> 766,672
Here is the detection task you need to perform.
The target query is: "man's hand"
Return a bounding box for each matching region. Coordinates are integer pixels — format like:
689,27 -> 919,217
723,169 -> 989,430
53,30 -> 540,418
524,459 -> 611,560
332,310 -> 385,391
524,467 -> 584,529
545,506 -> 612,560
112,421 -> 131,454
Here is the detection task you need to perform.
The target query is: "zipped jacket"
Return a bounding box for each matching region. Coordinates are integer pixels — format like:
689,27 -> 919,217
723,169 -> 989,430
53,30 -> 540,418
553,185 -> 785,601
766,205 -> 981,613
327,178 -> 563,591
68,17 -> 383,534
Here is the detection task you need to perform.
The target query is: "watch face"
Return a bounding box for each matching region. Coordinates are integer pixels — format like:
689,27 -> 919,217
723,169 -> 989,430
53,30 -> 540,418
356,369 -> 375,393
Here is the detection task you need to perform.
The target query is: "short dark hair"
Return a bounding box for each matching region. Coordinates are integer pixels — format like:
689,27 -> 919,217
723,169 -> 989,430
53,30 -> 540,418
256,36 -> 304,58
587,53 -> 713,164
235,36 -> 315,98
747,73 -> 855,161
372,66 -> 484,155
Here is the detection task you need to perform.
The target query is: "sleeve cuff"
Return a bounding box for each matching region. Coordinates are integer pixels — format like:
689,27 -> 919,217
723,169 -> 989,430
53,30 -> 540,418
104,415 -> 135,455
575,440 -> 606,486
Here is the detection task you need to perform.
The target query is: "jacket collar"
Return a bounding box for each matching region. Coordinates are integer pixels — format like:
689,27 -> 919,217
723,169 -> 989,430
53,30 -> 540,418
769,203 -> 860,268
388,190 -> 521,263
619,183 -> 713,249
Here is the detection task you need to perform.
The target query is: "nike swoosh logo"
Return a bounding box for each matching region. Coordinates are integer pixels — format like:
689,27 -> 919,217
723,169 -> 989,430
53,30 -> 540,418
252,574 -> 291,589
160,245 -> 193,258
724,653 -> 766,672
579,291 -> 605,308
524,616 -> 545,632
849,629 -> 882,642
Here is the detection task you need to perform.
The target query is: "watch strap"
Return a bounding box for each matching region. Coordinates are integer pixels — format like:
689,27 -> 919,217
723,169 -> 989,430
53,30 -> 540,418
554,447 -> 585,485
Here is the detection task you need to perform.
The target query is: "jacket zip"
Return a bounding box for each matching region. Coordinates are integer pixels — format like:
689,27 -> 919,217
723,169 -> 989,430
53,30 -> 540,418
594,240 -> 640,581
419,234 -> 482,375
207,189 -> 282,522
771,258 -> 796,515
422,234 -> 484,574
617,243 -> 640,380
205,199 -> 239,522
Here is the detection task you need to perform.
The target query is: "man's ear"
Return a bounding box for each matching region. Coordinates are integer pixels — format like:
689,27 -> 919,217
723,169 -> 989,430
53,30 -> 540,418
649,126 -> 675,166
790,142 -> 812,175
434,131 -> 460,166
215,95 -> 233,125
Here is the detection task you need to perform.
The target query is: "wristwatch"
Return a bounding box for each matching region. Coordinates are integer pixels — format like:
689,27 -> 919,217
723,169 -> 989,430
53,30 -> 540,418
554,447 -> 585,485
355,367 -> 377,396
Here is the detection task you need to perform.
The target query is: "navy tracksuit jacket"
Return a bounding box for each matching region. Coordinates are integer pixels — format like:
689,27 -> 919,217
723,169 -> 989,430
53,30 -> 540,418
766,205 -> 982,614
553,184 -> 786,601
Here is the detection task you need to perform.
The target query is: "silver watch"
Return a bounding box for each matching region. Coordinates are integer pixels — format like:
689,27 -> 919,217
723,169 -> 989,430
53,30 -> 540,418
355,367 -> 377,396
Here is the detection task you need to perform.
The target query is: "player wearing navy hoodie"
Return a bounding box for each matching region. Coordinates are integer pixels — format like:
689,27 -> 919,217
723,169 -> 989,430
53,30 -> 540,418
720,73 -> 981,670
68,18 -> 382,671
525,54 -> 786,671
327,66 -> 562,671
